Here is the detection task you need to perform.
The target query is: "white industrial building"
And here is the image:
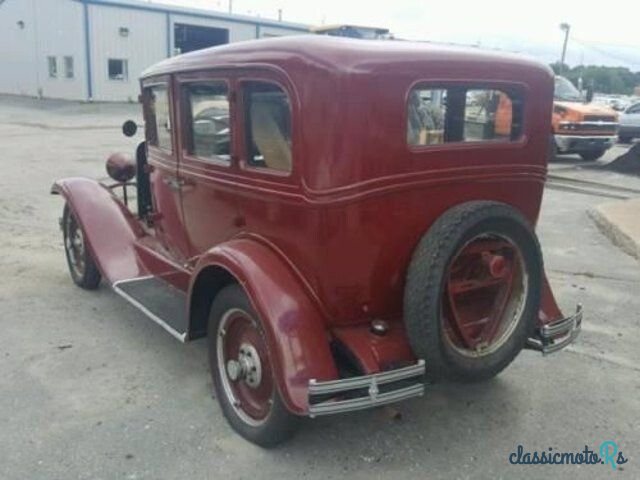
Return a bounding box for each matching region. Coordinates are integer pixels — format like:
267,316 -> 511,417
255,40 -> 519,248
0,0 -> 309,101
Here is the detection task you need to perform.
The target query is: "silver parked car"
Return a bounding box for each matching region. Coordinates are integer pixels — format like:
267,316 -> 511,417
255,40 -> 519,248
619,102 -> 640,143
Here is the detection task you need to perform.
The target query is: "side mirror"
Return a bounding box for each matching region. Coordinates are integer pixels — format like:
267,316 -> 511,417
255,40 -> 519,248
122,120 -> 138,137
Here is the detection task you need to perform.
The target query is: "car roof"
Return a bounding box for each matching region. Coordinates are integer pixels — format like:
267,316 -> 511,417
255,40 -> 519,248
141,35 -> 551,80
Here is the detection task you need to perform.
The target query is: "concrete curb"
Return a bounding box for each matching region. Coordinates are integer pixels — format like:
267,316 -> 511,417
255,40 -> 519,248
588,200 -> 640,260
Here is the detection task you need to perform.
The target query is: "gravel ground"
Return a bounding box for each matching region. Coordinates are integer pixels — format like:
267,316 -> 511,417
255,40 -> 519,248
0,95 -> 638,480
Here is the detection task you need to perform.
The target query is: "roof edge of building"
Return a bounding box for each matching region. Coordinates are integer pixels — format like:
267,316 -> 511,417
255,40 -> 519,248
71,0 -> 309,31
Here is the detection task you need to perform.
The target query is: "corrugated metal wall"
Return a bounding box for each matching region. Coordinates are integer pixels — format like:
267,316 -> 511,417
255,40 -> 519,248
0,0 -> 85,100
0,0 -> 308,102
88,4 -> 166,102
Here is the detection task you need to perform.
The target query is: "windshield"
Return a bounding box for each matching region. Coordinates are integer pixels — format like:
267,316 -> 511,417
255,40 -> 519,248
554,76 -> 582,102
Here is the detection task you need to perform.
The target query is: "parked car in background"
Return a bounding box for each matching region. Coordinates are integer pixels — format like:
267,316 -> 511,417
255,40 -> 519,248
551,76 -> 619,161
52,37 -> 581,446
619,102 -> 640,143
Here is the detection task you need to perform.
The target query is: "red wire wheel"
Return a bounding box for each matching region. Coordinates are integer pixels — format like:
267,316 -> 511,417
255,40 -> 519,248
404,201 -> 542,382
208,284 -> 299,447
442,235 -> 527,357
62,204 -> 101,290
216,308 -> 274,426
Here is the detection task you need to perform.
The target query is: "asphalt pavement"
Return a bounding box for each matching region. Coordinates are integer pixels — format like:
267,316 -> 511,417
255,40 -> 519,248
0,96 -> 638,480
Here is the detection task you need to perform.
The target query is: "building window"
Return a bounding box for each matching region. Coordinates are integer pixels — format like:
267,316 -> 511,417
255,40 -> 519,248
47,56 -> 57,78
184,82 -> 231,163
108,59 -> 128,81
64,56 -> 74,79
243,81 -> 292,172
144,85 -> 172,152
407,85 -> 523,146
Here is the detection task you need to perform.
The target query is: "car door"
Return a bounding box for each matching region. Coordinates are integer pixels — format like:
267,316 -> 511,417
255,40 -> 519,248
175,72 -> 242,258
141,77 -> 191,262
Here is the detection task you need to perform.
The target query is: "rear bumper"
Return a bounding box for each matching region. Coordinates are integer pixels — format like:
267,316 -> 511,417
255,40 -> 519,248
526,304 -> 582,355
554,134 -> 616,153
308,360 -> 425,417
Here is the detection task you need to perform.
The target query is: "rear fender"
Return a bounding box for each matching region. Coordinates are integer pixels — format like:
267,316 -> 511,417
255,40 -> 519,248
52,177 -> 147,283
538,273 -> 563,324
189,238 -> 338,415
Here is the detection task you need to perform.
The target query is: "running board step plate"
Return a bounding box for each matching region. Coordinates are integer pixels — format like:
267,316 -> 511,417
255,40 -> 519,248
113,276 -> 188,341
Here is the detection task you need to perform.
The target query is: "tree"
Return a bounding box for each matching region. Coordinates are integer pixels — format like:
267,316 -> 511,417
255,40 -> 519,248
550,63 -> 640,95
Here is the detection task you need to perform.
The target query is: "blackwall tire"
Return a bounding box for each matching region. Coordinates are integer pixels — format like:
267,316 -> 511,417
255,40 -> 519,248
62,204 -> 101,290
404,201 -> 542,382
579,150 -> 606,161
208,284 -> 299,447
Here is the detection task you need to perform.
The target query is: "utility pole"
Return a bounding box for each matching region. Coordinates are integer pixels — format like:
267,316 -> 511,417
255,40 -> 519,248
228,0 -> 232,14
559,23 -> 570,73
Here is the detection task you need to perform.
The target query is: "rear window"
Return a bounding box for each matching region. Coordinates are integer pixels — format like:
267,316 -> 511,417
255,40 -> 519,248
407,85 -> 523,146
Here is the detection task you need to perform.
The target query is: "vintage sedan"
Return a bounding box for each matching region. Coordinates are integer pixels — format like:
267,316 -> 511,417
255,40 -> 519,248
53,36 -> 582,446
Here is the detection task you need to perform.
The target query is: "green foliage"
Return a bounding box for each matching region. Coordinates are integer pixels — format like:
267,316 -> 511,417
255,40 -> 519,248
550,62 -> 640,95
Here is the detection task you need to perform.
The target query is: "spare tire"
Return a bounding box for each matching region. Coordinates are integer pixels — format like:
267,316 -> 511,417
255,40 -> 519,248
404,201 -> 542,382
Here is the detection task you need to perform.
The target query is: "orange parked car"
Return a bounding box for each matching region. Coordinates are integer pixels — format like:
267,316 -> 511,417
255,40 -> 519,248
551,76 -> 618,161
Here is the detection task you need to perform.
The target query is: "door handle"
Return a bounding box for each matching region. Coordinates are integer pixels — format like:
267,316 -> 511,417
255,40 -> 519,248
162,176 -> 192,190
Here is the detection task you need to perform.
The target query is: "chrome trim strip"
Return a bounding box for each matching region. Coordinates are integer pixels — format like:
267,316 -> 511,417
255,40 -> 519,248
309,383 -> 425,417
559,121 -> 618,127
112,277 -> 187,343
309,360 -> 426,395
526,304 -> 582,355
308,360 -> 426,417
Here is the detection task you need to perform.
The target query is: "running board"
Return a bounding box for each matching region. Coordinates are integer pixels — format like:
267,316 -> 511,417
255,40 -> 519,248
112,276 -> 188,342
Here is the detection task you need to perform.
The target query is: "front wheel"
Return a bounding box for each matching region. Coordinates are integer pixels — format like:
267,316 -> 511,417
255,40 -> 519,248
208,284 -> 299,447
404,201 -> 542,382
62,204 -> 101,289
580,150 -> 606,161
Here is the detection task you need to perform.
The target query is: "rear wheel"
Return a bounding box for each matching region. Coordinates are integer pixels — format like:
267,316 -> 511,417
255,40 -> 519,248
62,204 -> 101,290
618,135 -> 632,144
579,150 -> 606,161
208,284 -> 299,447
404,201 -> 542,382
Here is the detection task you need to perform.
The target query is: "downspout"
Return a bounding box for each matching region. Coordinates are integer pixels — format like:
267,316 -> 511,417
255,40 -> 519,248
82,0 -> 93,101
166,12 -> 171,57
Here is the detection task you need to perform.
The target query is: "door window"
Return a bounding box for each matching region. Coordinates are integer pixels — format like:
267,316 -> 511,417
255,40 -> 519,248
144,85 -> 173,152
183,82 -> 231,163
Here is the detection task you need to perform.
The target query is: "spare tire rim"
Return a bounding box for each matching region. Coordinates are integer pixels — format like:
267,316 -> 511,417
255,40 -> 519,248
442,233 -> 528,358
217,308 -> 273,426
64,211 -> 86,278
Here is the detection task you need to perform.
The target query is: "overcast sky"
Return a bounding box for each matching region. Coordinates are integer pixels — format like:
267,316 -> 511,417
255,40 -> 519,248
158,0 -> 640,69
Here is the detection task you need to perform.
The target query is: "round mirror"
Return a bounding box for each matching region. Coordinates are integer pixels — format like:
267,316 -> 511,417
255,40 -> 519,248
122,120 -> 138,137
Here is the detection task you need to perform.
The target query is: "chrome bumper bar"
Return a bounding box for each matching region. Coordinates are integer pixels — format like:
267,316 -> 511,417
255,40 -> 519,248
308,360 -> 426,417
526,304 -> 582,355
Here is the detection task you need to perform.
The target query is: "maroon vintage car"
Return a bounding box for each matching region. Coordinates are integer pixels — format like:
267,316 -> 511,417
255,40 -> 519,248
53,36 -> 582,446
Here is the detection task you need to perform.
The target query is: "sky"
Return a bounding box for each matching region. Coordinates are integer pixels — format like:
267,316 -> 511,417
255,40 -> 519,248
158,0 -> 640,70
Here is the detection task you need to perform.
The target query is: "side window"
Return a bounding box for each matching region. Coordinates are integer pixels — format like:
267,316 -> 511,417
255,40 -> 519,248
64,56 -> 74,79
108,59 -> 128,81
243,81 -> 292,172
47,56 -> 57,78
408,86 -> 522,146
144,85 -> 173,152
184,82 -> 231,162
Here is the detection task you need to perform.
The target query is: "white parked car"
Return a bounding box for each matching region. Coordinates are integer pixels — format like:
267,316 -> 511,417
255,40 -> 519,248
619,102 -> 640,143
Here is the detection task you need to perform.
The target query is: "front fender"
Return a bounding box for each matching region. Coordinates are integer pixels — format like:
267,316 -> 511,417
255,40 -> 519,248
190,238 -> 338,415
52,177 -> 146,283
